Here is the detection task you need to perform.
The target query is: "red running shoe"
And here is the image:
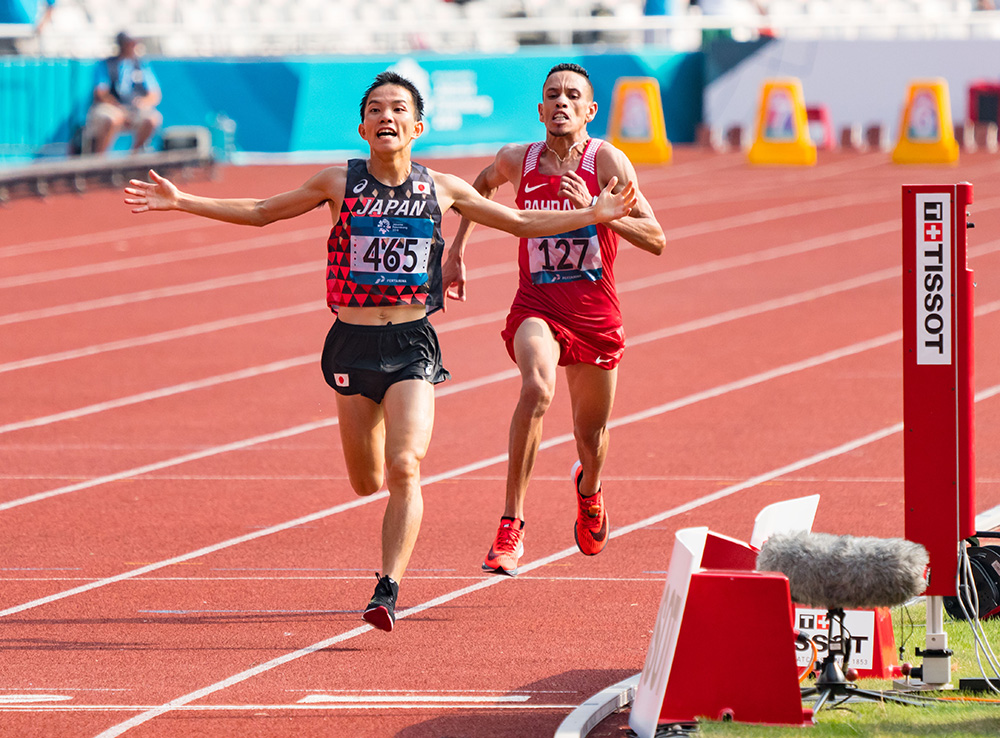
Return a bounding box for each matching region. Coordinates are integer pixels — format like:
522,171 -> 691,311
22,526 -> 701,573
482,517 -> 525,576
572,460 -> 609,556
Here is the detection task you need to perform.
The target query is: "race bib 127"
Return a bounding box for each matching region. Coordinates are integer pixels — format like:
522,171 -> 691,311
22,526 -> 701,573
528,225 -> 602,284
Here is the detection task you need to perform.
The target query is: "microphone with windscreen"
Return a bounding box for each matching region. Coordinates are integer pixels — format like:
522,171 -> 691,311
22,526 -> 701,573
755,531 -> 930,713
756,531 -> 929,609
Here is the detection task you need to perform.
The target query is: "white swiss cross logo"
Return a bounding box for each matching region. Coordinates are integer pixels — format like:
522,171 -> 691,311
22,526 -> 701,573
924,223 -> 943,241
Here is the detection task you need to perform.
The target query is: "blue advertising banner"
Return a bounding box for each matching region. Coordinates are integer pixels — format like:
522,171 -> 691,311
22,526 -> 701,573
2,49 -> 702,165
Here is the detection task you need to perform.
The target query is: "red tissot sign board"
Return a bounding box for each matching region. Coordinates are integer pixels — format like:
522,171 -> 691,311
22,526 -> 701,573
901,183 -> 975,596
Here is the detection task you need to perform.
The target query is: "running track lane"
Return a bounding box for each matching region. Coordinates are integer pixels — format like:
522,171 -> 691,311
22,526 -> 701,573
1,150 -> 999,737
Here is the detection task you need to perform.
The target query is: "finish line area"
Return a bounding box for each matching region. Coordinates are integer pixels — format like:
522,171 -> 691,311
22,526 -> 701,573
2,149 -> 1000,737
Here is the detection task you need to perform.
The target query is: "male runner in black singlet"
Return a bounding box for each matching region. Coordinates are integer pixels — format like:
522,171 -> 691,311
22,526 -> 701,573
124,71 -> 637,632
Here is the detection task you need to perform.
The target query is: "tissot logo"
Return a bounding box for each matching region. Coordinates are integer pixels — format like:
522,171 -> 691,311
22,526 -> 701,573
916,193 -> 951,365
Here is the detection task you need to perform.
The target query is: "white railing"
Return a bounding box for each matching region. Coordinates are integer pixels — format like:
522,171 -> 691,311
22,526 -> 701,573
7,8 -> 1000,58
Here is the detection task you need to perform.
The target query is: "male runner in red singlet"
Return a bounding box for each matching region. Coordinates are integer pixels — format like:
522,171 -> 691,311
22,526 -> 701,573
445,63 -> 666,576
124,71 -> 637,631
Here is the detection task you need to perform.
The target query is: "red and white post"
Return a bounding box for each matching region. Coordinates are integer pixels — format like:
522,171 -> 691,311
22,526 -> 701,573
901,183 -> 976,688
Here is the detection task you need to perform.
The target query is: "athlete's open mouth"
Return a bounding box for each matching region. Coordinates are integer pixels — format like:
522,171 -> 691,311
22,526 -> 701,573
377,128 -> 398,138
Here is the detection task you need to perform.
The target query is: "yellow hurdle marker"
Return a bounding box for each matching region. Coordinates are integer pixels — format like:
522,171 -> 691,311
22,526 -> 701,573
607,77 -> 672,165
892,78 -> 960,165
747,77 -> 817,166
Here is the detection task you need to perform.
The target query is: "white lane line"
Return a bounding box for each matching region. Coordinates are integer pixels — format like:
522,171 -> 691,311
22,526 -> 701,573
8,191 -> 998,377
4,293 -> 1000,513
0,356 -> 317,434
653,189 -> 892,242
0,478 -> 373,619
0,304 -> 316,375
0,367 -> 514,512
619,221 -> 897,293
292,684 -> 579,695
0,694 -> 73,704
0,263 -> 316,327
0,418 -> 342,514
9,236 -> 1000,434
297,694 -> 529,703
0,228 -> 316,290
11,224 -> 988,426
88,409 -> 953,738
6,328 -> 999,622
0,703 -> 575,713
0,576 -> 666,583
0,266 -> 860,434
0,220 -> 227,259
653,189 -> 1000,247
6,153 -> 997,291
0,273 -> 865,433
0,261 -> 512,329
9,209 -> 998,378
0,303 -> 507,432
0,183 -> 956,325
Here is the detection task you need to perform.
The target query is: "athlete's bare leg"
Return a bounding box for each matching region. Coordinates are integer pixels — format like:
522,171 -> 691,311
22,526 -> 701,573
336,393 -> 386,497
504,317 -> 562,520
336,379 -> 435,582
565,363 -> 617,496
377,378 -> 434,582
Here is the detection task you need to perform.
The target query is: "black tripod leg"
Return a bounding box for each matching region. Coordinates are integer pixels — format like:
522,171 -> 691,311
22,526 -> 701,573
812,688 -> 836,712
847,687 -> 929,707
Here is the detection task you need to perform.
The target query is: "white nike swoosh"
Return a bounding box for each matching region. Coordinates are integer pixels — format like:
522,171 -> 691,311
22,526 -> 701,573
523,183 -> 548,193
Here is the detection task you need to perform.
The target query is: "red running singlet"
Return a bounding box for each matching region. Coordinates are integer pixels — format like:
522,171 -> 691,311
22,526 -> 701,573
502,138 -> 625,367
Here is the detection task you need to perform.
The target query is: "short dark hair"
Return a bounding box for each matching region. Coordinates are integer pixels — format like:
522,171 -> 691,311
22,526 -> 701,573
115,30 -> 137,48
545,63 -> 593,97
360,71 -> 425,122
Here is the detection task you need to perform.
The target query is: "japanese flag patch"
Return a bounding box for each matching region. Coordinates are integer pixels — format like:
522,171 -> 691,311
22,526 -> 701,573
334,373 -> 349,387
413,181 -> 430,196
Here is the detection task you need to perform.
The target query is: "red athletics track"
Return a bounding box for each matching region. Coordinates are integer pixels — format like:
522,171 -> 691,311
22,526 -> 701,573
2,148 -> 1000,738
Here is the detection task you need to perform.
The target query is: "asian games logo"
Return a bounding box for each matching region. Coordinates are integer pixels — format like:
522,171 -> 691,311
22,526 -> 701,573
387,58 -> 494,134
377,218 -> 392,234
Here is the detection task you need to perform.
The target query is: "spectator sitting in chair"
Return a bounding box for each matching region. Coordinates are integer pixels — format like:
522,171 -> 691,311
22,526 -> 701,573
85,31 -> 162,155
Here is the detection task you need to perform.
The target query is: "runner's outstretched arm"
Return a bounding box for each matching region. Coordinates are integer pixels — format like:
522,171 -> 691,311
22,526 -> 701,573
124,168 -> 345,226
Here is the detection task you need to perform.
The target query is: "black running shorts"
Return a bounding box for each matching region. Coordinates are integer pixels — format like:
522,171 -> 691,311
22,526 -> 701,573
320,317 -> 450,404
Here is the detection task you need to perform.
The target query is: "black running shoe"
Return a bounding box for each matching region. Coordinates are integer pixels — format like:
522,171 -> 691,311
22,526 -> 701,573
362,573 -> 398,632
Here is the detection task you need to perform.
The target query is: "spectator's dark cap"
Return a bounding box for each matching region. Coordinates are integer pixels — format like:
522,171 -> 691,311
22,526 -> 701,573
116,31 -> 137,47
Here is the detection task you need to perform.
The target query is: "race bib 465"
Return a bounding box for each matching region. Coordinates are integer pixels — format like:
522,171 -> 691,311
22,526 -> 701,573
350,216 -> 432,286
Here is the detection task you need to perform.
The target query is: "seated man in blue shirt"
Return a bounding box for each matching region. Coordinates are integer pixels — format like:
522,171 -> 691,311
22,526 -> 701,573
86,31 -> 162,154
